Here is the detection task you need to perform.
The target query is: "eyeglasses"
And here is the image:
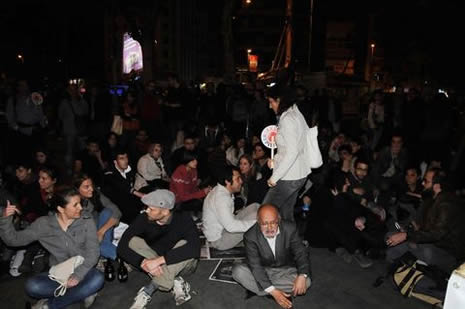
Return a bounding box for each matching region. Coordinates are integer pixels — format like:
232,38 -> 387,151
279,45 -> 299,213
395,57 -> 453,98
259,221 -> 279,228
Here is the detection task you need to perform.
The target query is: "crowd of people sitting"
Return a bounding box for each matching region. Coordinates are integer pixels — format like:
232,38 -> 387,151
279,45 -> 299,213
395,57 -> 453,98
0,74 -> 465,309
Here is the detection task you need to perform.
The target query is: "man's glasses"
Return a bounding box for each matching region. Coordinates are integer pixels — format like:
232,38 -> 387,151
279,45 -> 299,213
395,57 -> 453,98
259,221 -> 279,228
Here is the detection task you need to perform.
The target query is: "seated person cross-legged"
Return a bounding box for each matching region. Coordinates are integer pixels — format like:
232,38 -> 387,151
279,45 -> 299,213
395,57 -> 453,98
232,204 -> 311,309
202,166 -> 259,251
117,190 -> 200,308
0,187 -> 104,309
74,174 -> 123,281
134,142 -> 170,194
328,157 -> 387,268
385,169 -> 465,274
170,150 -> 211,216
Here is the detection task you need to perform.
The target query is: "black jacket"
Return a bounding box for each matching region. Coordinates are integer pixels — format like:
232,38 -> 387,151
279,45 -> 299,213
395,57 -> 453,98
244,220 -> 310,290
117,211 -> 200,268
410,192 -> 465,261
102,165 -> 141,223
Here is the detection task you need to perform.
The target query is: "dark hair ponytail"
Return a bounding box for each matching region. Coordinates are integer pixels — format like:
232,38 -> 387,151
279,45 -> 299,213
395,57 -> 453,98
48,187 -> 80,213
265,84 -> 297,115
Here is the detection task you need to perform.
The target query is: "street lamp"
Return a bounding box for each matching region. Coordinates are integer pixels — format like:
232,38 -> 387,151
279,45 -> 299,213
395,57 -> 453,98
17,54 -> 24,64
370,43 -> 375,57
246,49 -> 252,69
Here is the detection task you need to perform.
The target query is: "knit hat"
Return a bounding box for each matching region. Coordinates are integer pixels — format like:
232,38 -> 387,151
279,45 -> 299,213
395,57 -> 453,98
141,189 -> 175,210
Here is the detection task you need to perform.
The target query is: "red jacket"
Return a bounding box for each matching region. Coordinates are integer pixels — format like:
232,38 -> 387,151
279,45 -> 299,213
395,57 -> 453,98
170,165 -> 206,203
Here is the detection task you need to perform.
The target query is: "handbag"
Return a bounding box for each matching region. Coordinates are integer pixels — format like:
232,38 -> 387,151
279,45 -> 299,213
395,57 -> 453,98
306,126 -> 323,169
48,255 -> 85,297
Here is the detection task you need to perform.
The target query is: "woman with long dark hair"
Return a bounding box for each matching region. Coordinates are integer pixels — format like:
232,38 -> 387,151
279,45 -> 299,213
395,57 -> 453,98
238,154 -> 269,206
0,187 -> 104,309
252,142 -> 272,179
74,174 -> 124,281
263,84 -> 313,221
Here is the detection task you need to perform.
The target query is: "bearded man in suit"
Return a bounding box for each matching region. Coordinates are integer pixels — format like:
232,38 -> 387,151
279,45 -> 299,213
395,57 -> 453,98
232,204 -> 311,309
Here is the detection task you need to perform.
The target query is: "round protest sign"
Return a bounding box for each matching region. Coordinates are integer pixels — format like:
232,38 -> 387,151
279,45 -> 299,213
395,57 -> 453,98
261,125 -> 277,149
31,92 -> 44,106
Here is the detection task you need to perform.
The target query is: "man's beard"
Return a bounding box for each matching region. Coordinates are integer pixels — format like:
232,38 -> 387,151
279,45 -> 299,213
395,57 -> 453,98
264,230 -> 277,238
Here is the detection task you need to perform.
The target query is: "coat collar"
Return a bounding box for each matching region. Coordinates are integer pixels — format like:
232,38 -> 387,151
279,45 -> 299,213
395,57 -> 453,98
256,224 -> 283,261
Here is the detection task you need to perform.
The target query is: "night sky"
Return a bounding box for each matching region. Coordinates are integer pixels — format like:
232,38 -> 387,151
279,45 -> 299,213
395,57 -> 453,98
1,0 -> 463,88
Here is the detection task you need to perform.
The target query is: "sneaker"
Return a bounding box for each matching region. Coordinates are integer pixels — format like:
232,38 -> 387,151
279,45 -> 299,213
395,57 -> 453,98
353,250 -> 373,268
335,247 -> 352,264
172,276 -> 191,306
124,261 -> 134,273
32,299 -> 49,309
130,287 -> 152,309
9,266 -> 21,277
9,249 -> 26,277
84,293 -> 98,308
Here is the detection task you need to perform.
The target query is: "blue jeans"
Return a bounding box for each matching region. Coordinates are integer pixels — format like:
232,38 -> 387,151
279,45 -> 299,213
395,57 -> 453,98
97,208 -> 117,260
25,268 -> 104,309
263,178 -> 306,221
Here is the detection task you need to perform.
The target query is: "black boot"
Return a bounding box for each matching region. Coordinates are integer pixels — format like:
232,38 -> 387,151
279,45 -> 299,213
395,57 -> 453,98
117,258 -> 128,282
104,259 -> 115,282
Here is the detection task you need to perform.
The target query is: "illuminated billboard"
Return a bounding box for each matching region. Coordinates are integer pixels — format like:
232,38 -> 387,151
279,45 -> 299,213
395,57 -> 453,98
123,32 -> 143,74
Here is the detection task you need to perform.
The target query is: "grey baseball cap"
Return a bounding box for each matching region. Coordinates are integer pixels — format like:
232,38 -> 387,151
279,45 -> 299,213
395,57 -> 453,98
141,189 -> 175,210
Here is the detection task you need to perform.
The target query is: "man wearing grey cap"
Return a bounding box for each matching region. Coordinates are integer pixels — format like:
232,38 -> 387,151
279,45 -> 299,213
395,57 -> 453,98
117,189 -> 200,308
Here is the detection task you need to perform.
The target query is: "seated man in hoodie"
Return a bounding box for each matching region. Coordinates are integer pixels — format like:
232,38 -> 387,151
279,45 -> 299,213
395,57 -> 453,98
202,166 -> 259,251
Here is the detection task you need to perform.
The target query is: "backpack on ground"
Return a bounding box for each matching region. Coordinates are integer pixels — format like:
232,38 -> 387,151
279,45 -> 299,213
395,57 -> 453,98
373,251 -> 448,308
393,259 -> 446,307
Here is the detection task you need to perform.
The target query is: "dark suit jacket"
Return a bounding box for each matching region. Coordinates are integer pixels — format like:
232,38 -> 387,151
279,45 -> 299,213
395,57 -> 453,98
244,220 -> 310,290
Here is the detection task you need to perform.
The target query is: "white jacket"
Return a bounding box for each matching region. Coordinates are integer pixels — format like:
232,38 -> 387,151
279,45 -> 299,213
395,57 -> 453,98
134,154 -> 167,190
202,184 -> 256,242
270,104 -> 312,183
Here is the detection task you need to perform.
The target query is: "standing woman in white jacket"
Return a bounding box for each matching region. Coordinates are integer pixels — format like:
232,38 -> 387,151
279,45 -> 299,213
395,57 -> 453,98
263,85 -> 312,221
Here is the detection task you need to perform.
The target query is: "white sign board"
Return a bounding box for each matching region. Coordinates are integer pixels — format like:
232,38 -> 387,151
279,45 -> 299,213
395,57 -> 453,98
261,125 -> 277,149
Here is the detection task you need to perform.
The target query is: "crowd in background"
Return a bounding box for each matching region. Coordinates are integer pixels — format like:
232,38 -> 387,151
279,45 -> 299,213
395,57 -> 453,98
0,72 -> 465,308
